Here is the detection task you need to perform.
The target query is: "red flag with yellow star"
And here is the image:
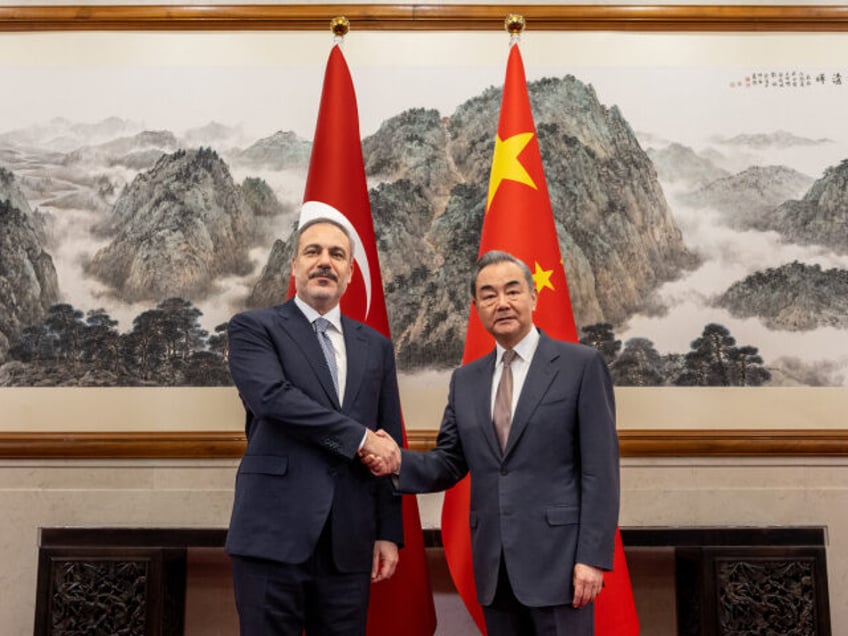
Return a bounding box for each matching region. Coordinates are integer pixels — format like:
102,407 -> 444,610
440,41 -> 639,635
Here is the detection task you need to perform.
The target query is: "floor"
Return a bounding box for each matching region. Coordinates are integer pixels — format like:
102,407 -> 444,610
427,547 -> 480,635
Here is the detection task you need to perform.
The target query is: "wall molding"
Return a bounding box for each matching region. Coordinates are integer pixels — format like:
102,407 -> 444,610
2,4 -> 848,32
1,429 -> 847,459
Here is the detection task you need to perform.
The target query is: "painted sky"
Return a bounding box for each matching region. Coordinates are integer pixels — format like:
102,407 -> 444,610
3,31 -> 848,151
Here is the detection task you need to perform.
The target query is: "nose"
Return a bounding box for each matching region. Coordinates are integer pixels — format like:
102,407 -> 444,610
495,292 -> 511,309
317,248 -> 332,265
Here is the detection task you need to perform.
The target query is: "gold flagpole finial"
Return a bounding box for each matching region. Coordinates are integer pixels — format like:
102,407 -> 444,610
331,16 -> 350,41
504,14 -> 526,37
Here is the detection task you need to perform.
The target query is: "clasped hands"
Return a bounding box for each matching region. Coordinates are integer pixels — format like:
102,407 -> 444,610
359,429 -> 399,476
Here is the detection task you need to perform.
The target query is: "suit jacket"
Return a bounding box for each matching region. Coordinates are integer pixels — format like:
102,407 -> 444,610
398,331 -> 619,607
225,299 -> 403,572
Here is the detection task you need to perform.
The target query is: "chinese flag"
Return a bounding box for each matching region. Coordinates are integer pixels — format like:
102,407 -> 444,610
440,42 -> 640,635
288,43 -> 437,636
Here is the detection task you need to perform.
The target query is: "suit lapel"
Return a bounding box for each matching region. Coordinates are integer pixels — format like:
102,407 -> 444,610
473,351 -> 502,459
503,334 -> 559,458
276,300 -> 340,409
341,317 -> 368,411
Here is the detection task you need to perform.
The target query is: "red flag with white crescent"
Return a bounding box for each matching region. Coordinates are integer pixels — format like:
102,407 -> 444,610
288,42 -> 437,636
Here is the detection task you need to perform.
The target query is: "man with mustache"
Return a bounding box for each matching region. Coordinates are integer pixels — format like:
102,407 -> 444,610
225,217 -> 404,636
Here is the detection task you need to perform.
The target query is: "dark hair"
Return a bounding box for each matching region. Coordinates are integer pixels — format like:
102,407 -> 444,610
470,250 -> 534,297
295,217 -> 353,258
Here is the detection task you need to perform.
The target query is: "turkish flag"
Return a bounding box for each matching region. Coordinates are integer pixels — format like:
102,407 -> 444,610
440,42 -> 640,635
288,43 -> 437,636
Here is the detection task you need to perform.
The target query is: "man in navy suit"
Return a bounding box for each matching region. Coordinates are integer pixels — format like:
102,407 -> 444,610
226,217 -> 404,636
367,250 -> 620,635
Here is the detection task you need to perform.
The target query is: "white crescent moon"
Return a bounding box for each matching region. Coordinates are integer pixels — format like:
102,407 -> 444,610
300,200 -> 372,316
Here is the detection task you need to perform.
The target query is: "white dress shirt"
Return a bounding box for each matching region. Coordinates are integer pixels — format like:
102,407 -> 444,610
490,326 -> 541,420
294,295 -> 347,405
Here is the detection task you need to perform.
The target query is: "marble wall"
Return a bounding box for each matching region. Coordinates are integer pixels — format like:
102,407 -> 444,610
4,456 -> 847,634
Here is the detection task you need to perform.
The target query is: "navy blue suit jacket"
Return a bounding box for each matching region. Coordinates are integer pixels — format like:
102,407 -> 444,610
225,299 -> 403,572
398,332 -> 619,606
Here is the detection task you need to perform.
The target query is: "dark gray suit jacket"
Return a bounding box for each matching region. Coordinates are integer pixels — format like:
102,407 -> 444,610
398,331 -> 619,607
225,299 -> 403,572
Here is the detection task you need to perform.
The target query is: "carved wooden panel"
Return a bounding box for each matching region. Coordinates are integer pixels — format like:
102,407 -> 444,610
48,558 -> 148,635
716,557 -> 821,634
35,545 -> 186,636
678,546 -> 831,636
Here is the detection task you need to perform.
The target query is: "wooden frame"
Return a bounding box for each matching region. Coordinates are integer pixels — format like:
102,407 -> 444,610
3,5 -> 848,33
2,5 -> 848,458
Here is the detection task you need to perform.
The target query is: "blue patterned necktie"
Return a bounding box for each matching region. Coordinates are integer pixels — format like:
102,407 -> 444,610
313,317 -> 339,398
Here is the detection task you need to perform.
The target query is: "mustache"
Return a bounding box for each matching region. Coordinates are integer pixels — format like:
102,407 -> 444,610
309,267 -> 338,282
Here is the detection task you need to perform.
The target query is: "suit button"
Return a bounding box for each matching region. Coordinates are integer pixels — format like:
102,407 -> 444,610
500,467 -> 508,476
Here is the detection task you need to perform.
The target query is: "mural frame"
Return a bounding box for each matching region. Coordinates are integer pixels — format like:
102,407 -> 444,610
1,4 -> 848,458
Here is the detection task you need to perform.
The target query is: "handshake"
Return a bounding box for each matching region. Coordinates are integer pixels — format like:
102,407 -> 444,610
359,429 -> 400,476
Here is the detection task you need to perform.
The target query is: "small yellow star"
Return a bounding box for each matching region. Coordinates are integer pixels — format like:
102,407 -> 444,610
487,132 -> 537,210
532,262 -> 555,293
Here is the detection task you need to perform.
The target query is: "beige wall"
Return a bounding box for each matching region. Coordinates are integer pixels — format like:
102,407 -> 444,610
3,457 -> 846,634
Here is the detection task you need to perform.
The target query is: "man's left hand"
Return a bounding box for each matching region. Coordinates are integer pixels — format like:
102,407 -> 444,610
371,540 -> 399,582
572,562 -> 604,608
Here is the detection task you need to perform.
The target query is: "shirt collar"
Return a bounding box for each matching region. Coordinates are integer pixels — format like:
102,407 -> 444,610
496,326 -> 539,365
294,295 -> 343,333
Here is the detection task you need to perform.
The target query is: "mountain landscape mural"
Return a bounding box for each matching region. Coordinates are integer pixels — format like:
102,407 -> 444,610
2,66 -> 848,387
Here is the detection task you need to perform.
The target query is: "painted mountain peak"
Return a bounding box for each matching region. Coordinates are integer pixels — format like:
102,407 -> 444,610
681,164 -> 814,229
757,159 -> 848,254
714,129 -> 833,148
717,261 -> 848,331
247,75 -> 699,368
85,147 -> 255,303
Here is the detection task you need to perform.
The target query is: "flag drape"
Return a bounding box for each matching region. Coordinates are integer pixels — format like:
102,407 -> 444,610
440,41 -> 640,635
288,42 -> 437,636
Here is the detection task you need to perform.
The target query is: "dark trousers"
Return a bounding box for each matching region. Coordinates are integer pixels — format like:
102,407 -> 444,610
231,522 -> 371,636
483,557 -> 595,636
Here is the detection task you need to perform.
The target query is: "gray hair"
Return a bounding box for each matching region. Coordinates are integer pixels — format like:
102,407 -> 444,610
294,217 -> 353,259
470,250 -> 534,297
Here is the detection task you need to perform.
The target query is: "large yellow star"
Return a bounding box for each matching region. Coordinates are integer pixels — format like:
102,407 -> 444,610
532,261 -> 555,293
486,132 -> 537,210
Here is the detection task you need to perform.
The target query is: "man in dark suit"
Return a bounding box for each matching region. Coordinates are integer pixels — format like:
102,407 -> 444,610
367,250 -> 619,635
226,217 -> 404,636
